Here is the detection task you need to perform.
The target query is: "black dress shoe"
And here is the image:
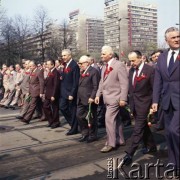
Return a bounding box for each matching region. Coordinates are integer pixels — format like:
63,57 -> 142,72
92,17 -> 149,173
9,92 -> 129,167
124,121 -> 131,127
78,135 -> 88,142
86,137 -> 97,143
142,147 -> 157,154
20,119 -> 29,125
119,153 -> 132,167
51,123 -> 60,129
46,124 -> 51,127
4,105 -> 9,109
39,118 -> 47,121
9,105 -> 15,110
116,142 -> 126,147
98,123 -> 105,128
16,116 -> 23,120
66,130 -> 78,136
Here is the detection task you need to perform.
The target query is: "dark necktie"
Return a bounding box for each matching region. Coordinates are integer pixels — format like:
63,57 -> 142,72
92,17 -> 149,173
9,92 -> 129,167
168,51 -> 175,73
133,68 -> 139,88
63,63 -> 67,72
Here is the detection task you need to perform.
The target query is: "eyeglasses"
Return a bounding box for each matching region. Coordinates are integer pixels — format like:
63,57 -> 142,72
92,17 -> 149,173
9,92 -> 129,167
78,62 -> 88,65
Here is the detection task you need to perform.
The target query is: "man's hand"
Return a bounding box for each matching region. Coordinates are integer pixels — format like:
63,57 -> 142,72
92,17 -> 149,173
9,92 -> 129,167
119,100 -> 127,107
51,97 -> 55,101
95,97 -> 99,104
40,94 -> 43,98
88,98 -> 94,104
152,103 -> 158,112
68,96 -> 73,101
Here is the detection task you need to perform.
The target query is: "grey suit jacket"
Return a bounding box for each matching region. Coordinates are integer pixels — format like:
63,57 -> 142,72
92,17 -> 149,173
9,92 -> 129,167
153,49 -> 180,111
96,59 -> 129,105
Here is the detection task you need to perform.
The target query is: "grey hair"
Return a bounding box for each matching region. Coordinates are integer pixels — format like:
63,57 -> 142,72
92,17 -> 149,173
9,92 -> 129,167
62,49 -> 72,55
101,45 -> 114,55
165,27 -> 179,39
79,55 -> 91,63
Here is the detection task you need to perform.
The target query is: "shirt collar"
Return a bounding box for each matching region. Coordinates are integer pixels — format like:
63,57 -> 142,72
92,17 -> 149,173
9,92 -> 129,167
137,62 -> 144,72
83,66 -> 90,74
169,49 -> 179,55
107,58 -> 114,66
66,59 -> 72,67
51,67 -> 55,72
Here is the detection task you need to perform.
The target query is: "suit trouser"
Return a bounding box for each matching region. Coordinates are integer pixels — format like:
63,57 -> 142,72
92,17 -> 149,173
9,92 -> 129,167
23,96 -> 40,122
34,97 -> 45,118
3,89 -> 16,106
10,88 -> 21,106
126,110 -> 156,156
164,102 -> 180,170
0,88 -> 9,104
76,102 -> 97,138
19,94 -> 30,117
43,98 -> 60,125
105,103 -> 125,147
97,96 -> 106,125
60,97 -> 78,132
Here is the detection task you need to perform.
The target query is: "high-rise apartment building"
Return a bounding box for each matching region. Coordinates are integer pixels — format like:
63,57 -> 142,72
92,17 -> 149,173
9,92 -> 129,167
69,10 -> 104,54
104,0 -> 158,56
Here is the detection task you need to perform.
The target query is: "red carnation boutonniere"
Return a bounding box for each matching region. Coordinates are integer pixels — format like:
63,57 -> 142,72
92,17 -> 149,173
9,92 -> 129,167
30,73 -> 36,77
135,73 -> 147,82
25,72 -> 30,75
64,67 -> 71,73
48,72 -> 54,77
81,73 -> 90,78
104,67 -> 113,76
177,54 -> 180,60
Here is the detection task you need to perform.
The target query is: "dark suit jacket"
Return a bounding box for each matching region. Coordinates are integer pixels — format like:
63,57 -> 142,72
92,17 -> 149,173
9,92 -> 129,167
77,66 -> 100,105
153,49 -> 180,111
29,68 -> 44,97
45,68 -> 60,99
60,59 -> 80,99
129,64 -> 154,115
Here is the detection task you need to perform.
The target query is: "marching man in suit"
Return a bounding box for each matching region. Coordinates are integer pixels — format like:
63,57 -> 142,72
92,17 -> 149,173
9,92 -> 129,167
152,27 -> 180,178
43,59 -> 60,129
21,61 -> 44,124
119,50 -> 157,167
77,55 -> 100,143
95,45 -> 129,152
60,49 -> 80,135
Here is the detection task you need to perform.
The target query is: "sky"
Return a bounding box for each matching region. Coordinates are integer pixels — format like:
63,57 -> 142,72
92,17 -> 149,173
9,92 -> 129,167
1,0 -> 179,45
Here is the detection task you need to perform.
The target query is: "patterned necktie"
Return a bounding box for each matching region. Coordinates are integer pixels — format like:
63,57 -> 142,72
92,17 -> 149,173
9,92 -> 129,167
133,68 -> 139,88
168,51 -> 175,73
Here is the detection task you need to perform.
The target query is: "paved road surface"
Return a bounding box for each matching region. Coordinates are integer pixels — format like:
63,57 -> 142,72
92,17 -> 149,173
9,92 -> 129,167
0,107 -> 170,180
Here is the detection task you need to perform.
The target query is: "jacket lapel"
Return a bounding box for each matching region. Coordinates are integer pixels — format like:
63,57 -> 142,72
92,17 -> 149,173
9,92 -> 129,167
103,59 -> 116,82
129,68 -> 134,90
79,66 -> 92,85
161,51 -> 169,77
169,51 -> 180,75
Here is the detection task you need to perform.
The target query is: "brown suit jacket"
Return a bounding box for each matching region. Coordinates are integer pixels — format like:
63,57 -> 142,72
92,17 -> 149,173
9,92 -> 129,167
29,68 -> 44,97
129,63 -> 154,115
44,68 -> 60,99
77,66 -> 100,105
96,59 -> 129,105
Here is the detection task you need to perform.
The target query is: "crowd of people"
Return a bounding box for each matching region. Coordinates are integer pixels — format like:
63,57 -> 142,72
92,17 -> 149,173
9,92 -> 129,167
0,26 -> 179,178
